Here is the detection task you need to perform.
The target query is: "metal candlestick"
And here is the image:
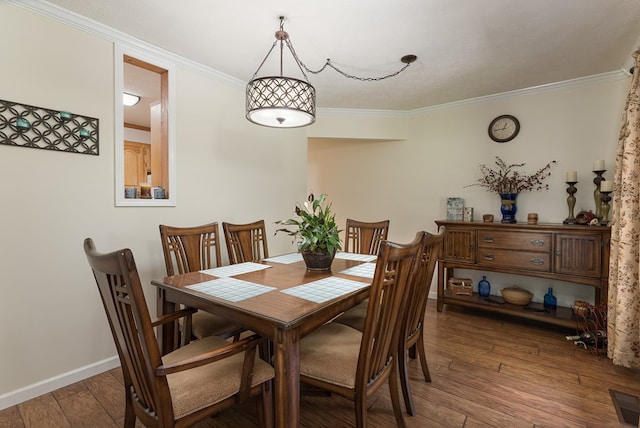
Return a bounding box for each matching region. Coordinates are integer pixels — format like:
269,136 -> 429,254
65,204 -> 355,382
563,181 -> 578,224
600,191 -> 612,226
593,170 -> 605,220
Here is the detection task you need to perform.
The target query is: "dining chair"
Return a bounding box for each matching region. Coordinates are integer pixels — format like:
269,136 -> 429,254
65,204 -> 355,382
344,218 -> 390,255
398,231 -> 442,415
222,220 -> 269,264
334,219 -> 390,331
159,222 -> 244,343
83,238 -> 274,428
298,234 -> 422,428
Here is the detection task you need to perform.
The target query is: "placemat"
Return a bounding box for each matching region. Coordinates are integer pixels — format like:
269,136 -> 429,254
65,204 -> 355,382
264,252 -> 303,264
282,277 -> 370,303
339,262 -> 377,279
187,277 -> 276,302
200,262 -> 271,277
335,252 -> 377,262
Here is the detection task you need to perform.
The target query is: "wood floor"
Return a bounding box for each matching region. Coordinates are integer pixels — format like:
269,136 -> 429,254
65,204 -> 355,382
2,299 -> 639,427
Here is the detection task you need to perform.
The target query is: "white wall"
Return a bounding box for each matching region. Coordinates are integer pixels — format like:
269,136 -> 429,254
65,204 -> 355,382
0,4 -> 306,407
309,74 -> 630,308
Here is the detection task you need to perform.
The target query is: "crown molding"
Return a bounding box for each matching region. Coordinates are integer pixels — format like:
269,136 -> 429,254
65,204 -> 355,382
320,70 -> 629,118
9,0 -> 631,119
7,0 -> 245,88
410,70 -> 629,115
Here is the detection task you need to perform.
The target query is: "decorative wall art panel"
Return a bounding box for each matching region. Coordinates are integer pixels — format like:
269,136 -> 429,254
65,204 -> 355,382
0,99 -> 99,155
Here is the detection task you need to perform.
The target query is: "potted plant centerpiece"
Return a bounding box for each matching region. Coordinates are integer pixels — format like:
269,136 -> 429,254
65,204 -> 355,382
467,156 -> 556,223
276,192 -> 342,271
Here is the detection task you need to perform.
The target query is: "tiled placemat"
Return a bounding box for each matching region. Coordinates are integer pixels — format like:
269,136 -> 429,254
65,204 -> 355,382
339,262 -> 377,279
264,252 -> 303,264
335,252 -> 377,262
187,277 -> 276,302
282,277 -> 370,303
200,262 -> 271,277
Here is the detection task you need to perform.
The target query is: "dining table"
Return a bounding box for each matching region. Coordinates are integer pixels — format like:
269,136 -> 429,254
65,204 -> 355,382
152,252 -> 377,428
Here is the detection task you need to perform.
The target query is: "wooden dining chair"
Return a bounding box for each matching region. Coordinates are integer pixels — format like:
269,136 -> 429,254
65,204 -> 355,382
333,219 -> 391,331
83,238 -> 274,428
159,222 -> 243,343
222,220 -> 269,264
298,234 -> 422,428
398,231 -> 443,416
344,218 -> 390,255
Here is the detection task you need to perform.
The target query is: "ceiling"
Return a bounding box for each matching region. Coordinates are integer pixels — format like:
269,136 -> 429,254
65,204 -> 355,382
32,0 -> 640,126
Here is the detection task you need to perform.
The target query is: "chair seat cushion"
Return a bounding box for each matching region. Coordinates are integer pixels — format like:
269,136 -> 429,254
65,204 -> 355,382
190,311 -> 242,339
333,299 -> 368,332
299,322 -> 362,389
163,336 -> 274,419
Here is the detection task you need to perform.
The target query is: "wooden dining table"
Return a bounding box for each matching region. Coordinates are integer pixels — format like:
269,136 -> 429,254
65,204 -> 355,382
152,253 -> 375,428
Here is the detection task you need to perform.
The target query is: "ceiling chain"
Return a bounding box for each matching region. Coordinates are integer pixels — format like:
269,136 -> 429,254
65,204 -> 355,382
285,38 -> 415,82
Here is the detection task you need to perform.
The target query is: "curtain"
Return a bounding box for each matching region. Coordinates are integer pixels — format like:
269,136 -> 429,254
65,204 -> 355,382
608,48 -> 640,368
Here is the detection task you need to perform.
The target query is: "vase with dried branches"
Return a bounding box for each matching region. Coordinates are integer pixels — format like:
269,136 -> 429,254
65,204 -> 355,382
467,157 -> 556,223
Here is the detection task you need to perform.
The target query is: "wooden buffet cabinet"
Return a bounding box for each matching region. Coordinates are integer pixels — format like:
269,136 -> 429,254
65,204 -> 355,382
435,220 -> 611,328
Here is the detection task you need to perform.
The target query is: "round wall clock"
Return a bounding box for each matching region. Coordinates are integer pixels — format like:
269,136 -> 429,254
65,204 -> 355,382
488,114 -> 520,143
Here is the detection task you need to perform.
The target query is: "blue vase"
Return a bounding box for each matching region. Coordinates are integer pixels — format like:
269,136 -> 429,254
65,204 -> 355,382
478,276 -> 491,297
499,193 -> 518,223
544,287 -> 557,309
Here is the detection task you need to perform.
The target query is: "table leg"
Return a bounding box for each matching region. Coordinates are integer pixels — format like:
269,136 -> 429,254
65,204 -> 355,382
156,288 -> 177,355
273,327 -> 300,428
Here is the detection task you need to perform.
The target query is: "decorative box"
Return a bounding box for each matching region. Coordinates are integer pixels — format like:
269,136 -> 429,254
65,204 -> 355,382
448,277 -> 473,296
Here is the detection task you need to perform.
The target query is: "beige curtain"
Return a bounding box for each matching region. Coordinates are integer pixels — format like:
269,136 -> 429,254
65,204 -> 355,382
608,48 -> 640,368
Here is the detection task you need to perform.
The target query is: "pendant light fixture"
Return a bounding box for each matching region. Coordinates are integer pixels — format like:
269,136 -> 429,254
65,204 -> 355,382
246,16 -> 417,129
246,17 -> 315,128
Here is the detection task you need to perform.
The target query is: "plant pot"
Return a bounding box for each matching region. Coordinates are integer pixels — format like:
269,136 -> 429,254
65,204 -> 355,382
301,250 -> 336,271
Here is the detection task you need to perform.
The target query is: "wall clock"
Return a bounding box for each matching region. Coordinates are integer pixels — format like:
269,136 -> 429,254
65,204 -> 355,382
488,114 -> 520,143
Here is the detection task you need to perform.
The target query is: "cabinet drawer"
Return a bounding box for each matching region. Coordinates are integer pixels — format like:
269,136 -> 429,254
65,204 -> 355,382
477,230 -> 551,252
477,248 -> 551,272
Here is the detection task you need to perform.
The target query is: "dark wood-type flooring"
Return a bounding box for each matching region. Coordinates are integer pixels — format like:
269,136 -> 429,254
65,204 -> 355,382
2,299 -> 639,427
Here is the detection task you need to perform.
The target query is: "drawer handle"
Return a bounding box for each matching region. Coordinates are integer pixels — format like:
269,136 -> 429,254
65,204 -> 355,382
530,239 -> 545,246
530,258 -> 545,265
482,254 -> 495,261
483,236 -> 494,243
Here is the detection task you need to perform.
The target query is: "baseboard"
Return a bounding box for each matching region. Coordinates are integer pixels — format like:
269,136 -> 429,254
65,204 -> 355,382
0,356 -> 120,411
2,295 -> 441,411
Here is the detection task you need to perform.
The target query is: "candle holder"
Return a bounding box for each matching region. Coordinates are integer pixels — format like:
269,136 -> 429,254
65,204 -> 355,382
563,181 -> 578,224
600,190 -> 612,226
593,170 -> 605,220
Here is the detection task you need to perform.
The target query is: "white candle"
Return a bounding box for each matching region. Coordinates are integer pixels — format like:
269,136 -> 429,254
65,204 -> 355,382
600,180 -> 613,192
593,160 -> 605,171
566,171 -> 577,182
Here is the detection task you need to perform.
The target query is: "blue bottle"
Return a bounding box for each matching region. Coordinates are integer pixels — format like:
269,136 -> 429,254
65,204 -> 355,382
544,287 -> 557,309
478,276 -> 491,297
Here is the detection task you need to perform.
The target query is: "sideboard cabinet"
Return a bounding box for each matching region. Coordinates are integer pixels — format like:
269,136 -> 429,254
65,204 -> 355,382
435,221 -> 610,328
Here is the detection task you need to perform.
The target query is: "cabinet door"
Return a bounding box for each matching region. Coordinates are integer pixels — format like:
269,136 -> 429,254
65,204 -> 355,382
554,233 -> 602,277
443,228 -> 475,263
124,141 -> 151,188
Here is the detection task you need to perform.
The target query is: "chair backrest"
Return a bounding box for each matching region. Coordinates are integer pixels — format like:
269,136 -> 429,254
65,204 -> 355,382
356,233 -> 421,390
159,222 -> 222,275
222,220 -> 269,264
344,219 -> 390,255
83,238 -> 172,422
401,231 -> 443,344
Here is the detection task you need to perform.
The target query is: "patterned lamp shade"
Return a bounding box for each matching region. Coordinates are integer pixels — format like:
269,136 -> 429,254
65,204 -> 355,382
246,76 -> 316,128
